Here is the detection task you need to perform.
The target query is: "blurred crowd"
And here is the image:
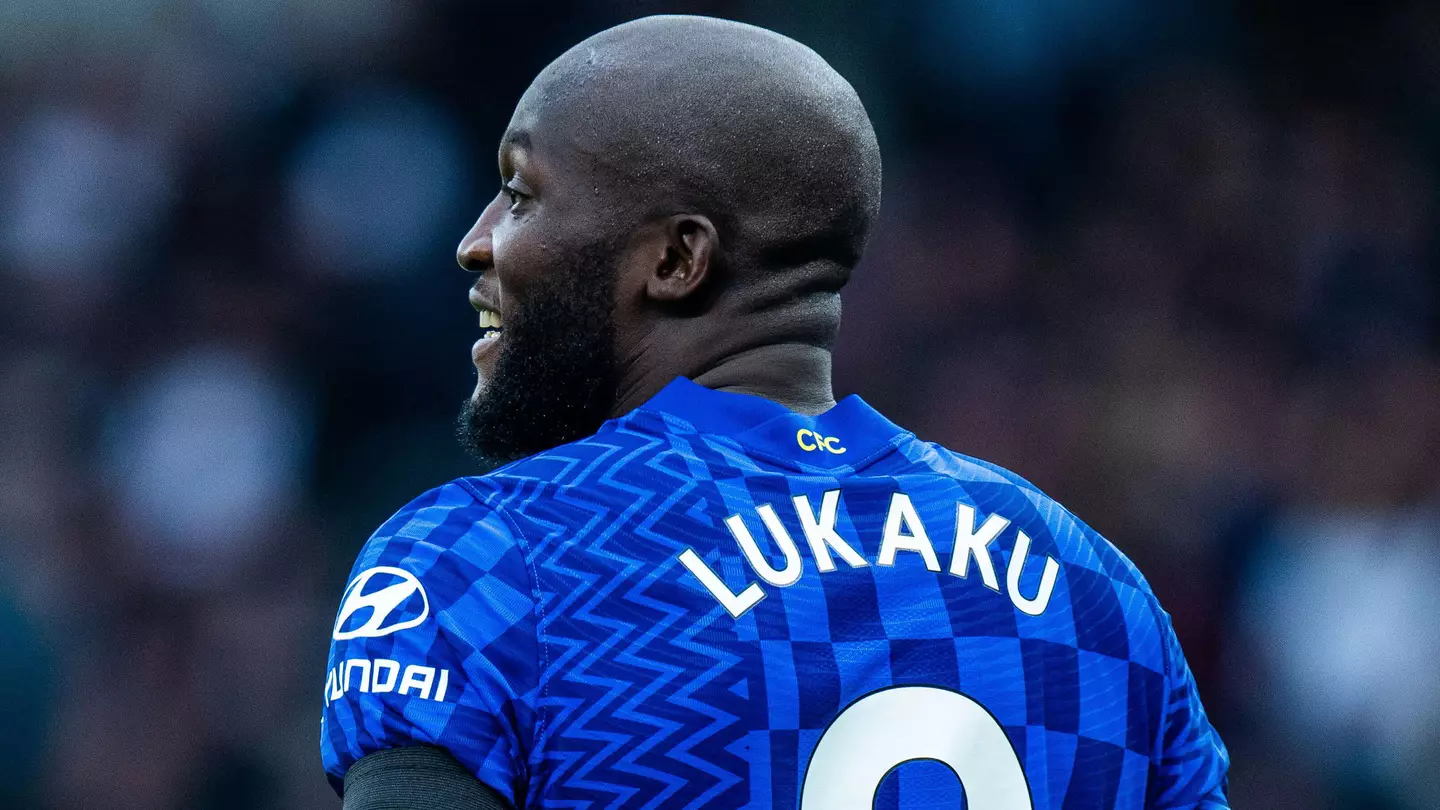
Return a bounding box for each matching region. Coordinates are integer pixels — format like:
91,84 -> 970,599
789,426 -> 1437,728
1,1 -> 1437,808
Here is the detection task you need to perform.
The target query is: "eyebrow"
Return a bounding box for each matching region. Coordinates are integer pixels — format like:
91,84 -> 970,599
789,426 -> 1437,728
501,130 -> 532,151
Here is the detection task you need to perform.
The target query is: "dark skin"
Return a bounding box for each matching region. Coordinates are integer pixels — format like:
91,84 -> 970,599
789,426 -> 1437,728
457,105 -> 838,419
347,15 -> 881,809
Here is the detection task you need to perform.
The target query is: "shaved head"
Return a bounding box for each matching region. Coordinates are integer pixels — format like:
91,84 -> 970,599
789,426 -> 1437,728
513,14 -> 882,288
457,15 -> 881,464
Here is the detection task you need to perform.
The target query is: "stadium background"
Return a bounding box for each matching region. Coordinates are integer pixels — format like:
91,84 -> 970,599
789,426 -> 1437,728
2,0 -> 1438,807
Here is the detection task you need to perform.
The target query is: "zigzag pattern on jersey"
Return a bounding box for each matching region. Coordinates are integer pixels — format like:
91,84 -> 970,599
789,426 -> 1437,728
457,403 -> 1210,808
474,422 -> 759,807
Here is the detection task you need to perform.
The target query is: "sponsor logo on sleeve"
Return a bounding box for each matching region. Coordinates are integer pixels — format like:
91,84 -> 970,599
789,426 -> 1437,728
324,658 -> 452,706
332,566 -> 429,640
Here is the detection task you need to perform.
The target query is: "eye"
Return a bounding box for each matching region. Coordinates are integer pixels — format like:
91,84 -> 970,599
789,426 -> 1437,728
500,181 -> 528,211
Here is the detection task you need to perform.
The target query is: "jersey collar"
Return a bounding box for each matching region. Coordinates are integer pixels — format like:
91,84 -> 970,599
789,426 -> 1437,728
634,376 -> 912,471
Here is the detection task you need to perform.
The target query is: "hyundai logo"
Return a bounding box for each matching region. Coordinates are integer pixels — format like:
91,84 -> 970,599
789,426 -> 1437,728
333,566 -> 430,640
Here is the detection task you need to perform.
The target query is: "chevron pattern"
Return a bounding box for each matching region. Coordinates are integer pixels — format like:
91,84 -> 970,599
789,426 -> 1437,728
469,430 -> 753,807
322,382 -> 1229,808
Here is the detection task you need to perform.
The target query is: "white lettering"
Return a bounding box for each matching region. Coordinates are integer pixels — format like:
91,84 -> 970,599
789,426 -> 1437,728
878,493 -> 940,572
326,667 -> 341,704
399,665 -> 436,700
344,659 -> 371,692
728,508 -> 803,587
324,658 -> 454,704
674,491 -> 1066,621
1007,531 -> 1061,616
794,490 -> 868,573
371,659 -> 401,693
948,504 -> 1006,592
678,548 -> 767,617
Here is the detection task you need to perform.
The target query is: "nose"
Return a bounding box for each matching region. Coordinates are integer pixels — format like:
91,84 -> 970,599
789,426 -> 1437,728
457,198 -> 503,272
456,220 -> 492,273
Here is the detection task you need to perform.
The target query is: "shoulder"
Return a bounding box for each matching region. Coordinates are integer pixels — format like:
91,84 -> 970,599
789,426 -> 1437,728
352,480 -> 521,572
356,421 -> 675,568
914,439 -> 1186,677
341,481 -> 538,637
908,439 -> 1156,595
460,416 -> 682,494
325,484 -> 544,800
333,480 -> 542,694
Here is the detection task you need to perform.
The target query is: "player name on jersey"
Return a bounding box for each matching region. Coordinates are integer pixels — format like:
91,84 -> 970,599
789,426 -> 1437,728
677,490 -> 1061,619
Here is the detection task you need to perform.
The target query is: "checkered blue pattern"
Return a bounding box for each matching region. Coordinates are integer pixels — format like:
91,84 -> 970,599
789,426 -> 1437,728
322,378 -> 1229,808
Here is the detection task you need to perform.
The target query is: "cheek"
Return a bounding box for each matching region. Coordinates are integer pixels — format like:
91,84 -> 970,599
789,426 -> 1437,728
491,219 -> 549,298
493,212 -> 586,300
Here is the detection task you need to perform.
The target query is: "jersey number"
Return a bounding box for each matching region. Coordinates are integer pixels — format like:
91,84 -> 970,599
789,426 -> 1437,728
800,685 -> 1033,809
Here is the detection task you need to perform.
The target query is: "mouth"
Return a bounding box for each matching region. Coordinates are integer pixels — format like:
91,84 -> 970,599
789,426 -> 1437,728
469,285 -> 504,346
477,307 -> 504,341
470,286 -> 505,370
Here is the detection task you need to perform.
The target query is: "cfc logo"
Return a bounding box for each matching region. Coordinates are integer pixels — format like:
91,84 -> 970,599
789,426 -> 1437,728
796,429 -> 846,454
333,567 -> 429,640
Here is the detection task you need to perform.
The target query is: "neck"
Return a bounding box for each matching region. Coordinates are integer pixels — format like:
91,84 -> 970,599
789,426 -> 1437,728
693,343 -> 836,415
613,340 -> 836,417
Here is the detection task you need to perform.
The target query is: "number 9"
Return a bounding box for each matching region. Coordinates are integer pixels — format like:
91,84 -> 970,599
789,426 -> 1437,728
800,686 -> 1033,809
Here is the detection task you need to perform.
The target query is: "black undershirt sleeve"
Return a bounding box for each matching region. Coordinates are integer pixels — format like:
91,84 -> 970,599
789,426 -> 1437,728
342,746 -> 514,810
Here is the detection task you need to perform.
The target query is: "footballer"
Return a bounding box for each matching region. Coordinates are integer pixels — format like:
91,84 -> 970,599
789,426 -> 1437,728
321,14 -> 1230,809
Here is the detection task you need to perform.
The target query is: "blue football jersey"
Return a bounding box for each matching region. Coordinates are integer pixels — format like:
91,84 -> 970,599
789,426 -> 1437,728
321,378 -> 1229,808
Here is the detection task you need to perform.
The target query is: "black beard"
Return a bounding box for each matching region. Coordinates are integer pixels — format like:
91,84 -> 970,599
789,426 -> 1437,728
456,242 -> 619,471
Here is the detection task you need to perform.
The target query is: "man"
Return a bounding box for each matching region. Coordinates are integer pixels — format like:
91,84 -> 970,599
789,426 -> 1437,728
321,14 -> 1230,809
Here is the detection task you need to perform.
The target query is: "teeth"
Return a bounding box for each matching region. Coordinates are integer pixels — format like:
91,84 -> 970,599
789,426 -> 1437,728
478,310 -> 504,331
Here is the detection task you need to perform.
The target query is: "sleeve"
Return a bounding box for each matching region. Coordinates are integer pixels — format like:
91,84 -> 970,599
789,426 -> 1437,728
1148,610 -> 1230,809
320,481 -> 539,807
342,747 -> 513,810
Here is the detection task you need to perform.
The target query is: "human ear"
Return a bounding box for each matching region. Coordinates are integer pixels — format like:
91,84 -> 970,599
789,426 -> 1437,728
646,214 -> 718,303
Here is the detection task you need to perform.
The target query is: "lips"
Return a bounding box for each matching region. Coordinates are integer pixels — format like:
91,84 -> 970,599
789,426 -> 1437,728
469,286 -> 504,340
469,285 -> 504,371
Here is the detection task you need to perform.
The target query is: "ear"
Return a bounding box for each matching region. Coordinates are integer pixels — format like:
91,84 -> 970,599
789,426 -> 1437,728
646,214 -> 719,303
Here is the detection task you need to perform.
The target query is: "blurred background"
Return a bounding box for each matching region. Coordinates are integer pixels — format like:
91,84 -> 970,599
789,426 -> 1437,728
1,0 -> 1437,807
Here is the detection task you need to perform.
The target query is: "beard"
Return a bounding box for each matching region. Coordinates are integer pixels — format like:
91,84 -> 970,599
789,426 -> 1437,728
456,242 -> 620,471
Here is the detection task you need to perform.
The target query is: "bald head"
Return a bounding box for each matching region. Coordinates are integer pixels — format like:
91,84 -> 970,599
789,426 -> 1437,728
512,15 -> 882,283
455,16 -> 877,455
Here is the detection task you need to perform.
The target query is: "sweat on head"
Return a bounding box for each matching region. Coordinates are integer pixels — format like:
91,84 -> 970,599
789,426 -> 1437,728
458,15 -> 883,467
513,14 -> 883,324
